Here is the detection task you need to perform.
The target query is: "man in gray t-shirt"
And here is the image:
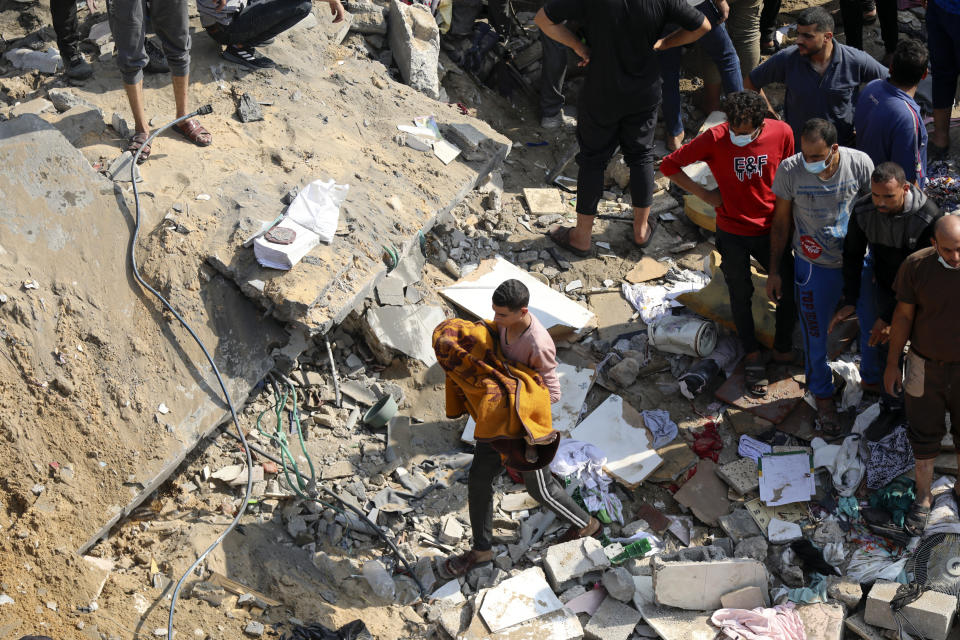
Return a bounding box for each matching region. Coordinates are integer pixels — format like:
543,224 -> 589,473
767,118 -> 873,435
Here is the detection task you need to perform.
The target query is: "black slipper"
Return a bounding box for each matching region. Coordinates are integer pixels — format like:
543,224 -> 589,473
546,226 -> 591,258
632,220 -> 658,249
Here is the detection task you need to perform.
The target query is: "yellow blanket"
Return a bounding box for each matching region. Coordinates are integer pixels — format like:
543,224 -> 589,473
432,318 -> 555,445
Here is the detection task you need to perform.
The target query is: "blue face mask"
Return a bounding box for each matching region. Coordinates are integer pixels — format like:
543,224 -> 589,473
803,150 -> 833,174
729,128 -> 758,147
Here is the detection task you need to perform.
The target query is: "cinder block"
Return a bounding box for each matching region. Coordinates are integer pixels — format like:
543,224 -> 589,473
864,581 -> 956,640
652,546 -> 767,611
543,537 -> 610,592
584,596 -> 642,640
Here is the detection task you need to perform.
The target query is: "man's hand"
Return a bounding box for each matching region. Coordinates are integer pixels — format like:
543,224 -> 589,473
868,318 -> 891,347
884,362 -> 902,396
700,188 -> 722,208
828,305 -> 855,334
328,0 -> 346,22
653,38 -> 666,51
766,273 -> 782,302
85,0 -> 98,12
215,0 -> 227,10
572,42 -> 590,66
716,0 -> 730,22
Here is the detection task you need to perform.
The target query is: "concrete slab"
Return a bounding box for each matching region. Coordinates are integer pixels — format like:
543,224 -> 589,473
523,188 -> 564,214
362,304 -> 445,365
491,607 -> 583,640
635,597 -> 717,640
43,105 -> 105,146
652,547 -> 767,610
388,0 -> 440,98
478,567 -> 563,632
543,537 -> 611,592
583,597 -> 641,640
865,580 -> 956,640
796,603 -> 844,640
718,509 -> 763,543
767,518 -> 803,543
0,116 -> 286,553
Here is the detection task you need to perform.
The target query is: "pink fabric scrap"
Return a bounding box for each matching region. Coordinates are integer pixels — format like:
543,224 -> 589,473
711,601 -> 806,640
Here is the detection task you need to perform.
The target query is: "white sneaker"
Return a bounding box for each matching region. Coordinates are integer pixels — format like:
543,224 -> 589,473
541,112 -> 577,129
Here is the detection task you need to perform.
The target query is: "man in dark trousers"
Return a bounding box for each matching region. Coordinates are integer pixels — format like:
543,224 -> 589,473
828,162 -> 941,432
886,215 -> 960,536
51,0 -> 95,80
536,0 -> 710,255
661,91 -> 797,396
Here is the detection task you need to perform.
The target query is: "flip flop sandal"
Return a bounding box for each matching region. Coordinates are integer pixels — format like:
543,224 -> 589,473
744,362 -> 768,398
632,220 -> 658,249
443,551 -> 492,578
128,132 -> 152,164
546,226 -> 591,258
176,118 -> 213,147
904,502 -> 931,537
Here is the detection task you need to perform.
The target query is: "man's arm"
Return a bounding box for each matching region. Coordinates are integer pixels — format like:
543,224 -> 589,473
660,132 -> 723,207
654,16 -> 711,51
884,301 -> 915,395
528,346 -> 562,404
829,208 -> 868,332
535,9 -> 590,65
766,196 -> 793,301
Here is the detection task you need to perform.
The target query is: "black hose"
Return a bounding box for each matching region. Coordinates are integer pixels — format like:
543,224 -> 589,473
125,107 -> 257,637
220,429 -> 426,598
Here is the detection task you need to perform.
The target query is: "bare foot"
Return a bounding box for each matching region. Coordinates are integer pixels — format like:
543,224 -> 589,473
633,220 -> 655,246
666,132 -> 684,152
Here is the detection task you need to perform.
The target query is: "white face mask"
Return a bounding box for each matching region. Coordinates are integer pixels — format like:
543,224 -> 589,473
936,245 -> 960,270
730,127 -> 759,147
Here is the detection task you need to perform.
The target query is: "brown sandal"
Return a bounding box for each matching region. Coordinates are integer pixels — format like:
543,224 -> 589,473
443,550 -> 492,578
176,118 -> 212,147
558,516 -> 600,543
128,132 -> 152,164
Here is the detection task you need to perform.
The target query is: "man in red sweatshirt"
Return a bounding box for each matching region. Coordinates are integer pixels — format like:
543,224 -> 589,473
660,91 -> 796,397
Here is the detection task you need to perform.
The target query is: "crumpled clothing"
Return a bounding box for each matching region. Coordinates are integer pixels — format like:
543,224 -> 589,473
846,547 -> 909,583
869,475 -> 916,527
811,434 -> 864,497
865,426 -> 914,490
852,402 -> 882,435
550,439 -> 624,524
621,269 -> 710,324
711,601 -> 805,640
738,435 -> 773,462
838,496 -> 860,520
823,542 -> 846,566
787,572 -> 828,604
828,359 -> 863,411
642,410 -> 678,448
692,421 -> 723,462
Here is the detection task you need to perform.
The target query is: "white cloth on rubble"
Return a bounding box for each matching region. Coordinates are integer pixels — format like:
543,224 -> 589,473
738,435 -> 772,462
828,359 -> 863,411
711,602 -> 805,640
621,269 -> 710,324
550,439 -> 623,524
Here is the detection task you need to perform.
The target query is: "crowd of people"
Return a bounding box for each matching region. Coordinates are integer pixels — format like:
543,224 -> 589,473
535,0 -> 958,535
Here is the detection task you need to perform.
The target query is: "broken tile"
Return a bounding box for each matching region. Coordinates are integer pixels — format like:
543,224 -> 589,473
363,304 -> 446,365
634,503 -> 671,535
718,509 -> 763,543
716,457 -> 759,495
565,588 -> 606,615
522,187 -> 564,214
321,460 -> 356,480
673,459 -> 730,526
626,257 -> 669,284
767,518 -> 803,543
569,395 -> 663,486
375,274 -> 406,305
583,596 -> 641,640
478,567 -> 562,633
743,498 -> 808,531
645,440 -> 697,483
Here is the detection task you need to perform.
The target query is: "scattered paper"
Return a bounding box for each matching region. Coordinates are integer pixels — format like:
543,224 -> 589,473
758,452 -> 815,506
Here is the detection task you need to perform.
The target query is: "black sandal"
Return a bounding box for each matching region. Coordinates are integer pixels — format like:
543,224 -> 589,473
442,550 -> 492,578
546,226 -> 591,258
904,501 -> 931,537
632,220 -> 658,249
744,362 -> 768,398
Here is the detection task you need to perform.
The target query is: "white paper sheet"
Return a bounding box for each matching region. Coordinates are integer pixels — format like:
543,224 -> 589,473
758,452 -> 815,506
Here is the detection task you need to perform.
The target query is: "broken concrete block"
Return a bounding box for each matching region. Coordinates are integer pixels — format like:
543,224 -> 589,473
348,1 -> 388,33
865,581 -> 956,640
375,273 -> 406,305
796,603 -> 844,640
236,93 -> 264,123
607,357 -> 640,387
626,257 -> 670,284
733,535 -> 768,562
478,567 -> 563,633
826,575 -> 863,609
440,122 -> 512,163
543,536 -> 610,592
4,48 -> 61,74
718,509 -> 762,543
583,596 -> 642,640
46,105 -> 105,146
244,620 -> 265,637
652,546 -> 767,611
388,0 -> 440,99
601,567 -> 635,602
439,516 -> 464,545
767,518 -> 803,543
523,188 -> 564,214
362,304 -> 445,365
845,611 -> 887,640
719,585 -> 765,610
716,457 -> 759,495
11,98 -> 55,118
47,88 -> 98,114
87,21 -> 113,45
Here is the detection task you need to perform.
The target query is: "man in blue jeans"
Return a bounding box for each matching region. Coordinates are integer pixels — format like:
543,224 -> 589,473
767,119 -> 873,435
659,0 -> 742,150
927,0 -> 960,159
198,0 -> 344,70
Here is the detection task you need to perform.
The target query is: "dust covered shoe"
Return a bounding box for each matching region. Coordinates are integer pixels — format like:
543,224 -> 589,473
65,54 -> 93,80
222,45 -> 276,70
541,112 -> 576,129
